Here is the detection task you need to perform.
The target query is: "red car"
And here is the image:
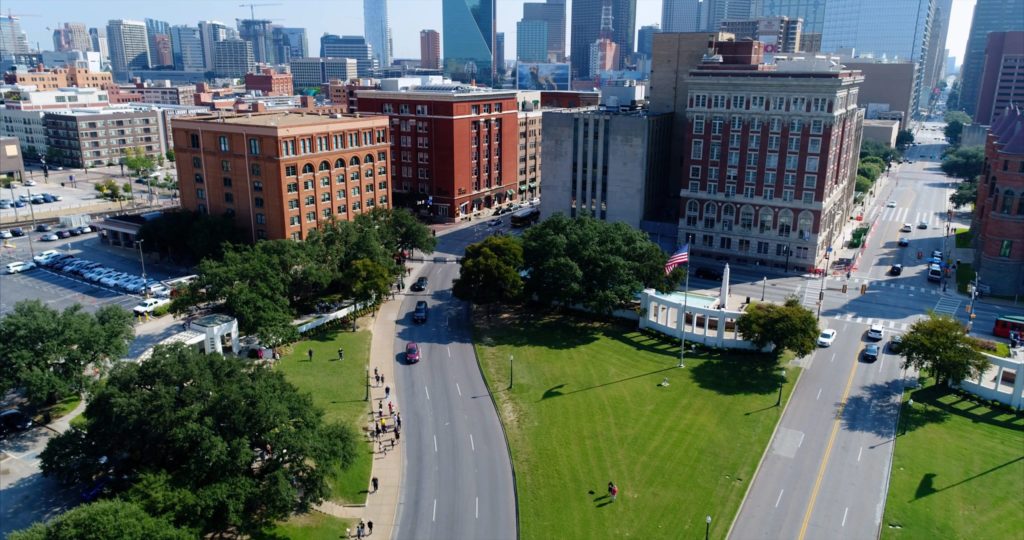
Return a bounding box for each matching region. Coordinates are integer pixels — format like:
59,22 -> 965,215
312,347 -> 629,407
405,342 -> 420,363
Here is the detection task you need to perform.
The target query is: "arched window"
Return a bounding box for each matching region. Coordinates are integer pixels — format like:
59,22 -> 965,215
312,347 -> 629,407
778,209 -> 793,237
687,200 -> 699,215
1002,189 -> 1014,214
364,154 -> 375,163
758,207 -> 774,232
721,204 -> 735,231
703,202 -> 717,219
335,158 -> 346,169
740,205 -> 754,230
302,163 -> 314,174
319,160 -> 331,171
349,156 -> 360,166
798,211 -> 813,240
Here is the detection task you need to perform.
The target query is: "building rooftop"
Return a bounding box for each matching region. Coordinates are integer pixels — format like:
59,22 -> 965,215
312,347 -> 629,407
179,111 -> 379,127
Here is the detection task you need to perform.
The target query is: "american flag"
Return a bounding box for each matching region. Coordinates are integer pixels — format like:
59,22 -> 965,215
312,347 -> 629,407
665,245 -> 690,275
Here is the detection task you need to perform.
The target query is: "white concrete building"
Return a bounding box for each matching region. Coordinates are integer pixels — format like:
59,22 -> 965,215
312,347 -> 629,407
1,87 -> 110,157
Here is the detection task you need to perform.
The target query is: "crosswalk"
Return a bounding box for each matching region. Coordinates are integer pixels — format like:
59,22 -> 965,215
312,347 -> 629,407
828,276 -> 943,295
830,313 -> 917,331
876,206 -> 940,229
933,296 -> 962,316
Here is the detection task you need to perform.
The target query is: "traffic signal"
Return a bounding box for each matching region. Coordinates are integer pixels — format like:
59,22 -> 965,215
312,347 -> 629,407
965,304 -> 972,313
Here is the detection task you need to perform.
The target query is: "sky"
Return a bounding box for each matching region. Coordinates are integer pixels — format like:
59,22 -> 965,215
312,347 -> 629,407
7,0 -> 976,65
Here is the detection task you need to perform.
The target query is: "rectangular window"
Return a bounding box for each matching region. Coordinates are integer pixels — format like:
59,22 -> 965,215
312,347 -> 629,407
710,142 -> 721,161
250,163 -> 261,176
693,115 -> 705,134
711,116 -> 724,135
192,156 -> 201,168
757,241 -> 770,254
254,197 -> 264,208
190,133 -> 200,148
712,95 -> 726,109
746,153 -> 758,167
285,165 -> 297,177
1000,240 -> 1013,257
750,96 -> 765,109
706,183 -> 718,195
728,151 -> 739,166
763,188 -> 774,201
802,192 -> 815,204
748,134 -> 761,150
689,165 -> 702,179
768,135 -> 780,151
256,213 -> 265,224
765,171 -> 777,185
808,138 -> 821,154
812,98 -> 828,112
306,212 -> 316,223
248,138 -> 260,155
789,118 -> 803,132
771,97 -> 785,111
221,160 -> 230,172
731,95 -> 745,109
806,156 -> 820,172
708,167 -> 720,181
689,181 -> 700,193
692,94 -> 707,108
305,195 -> 315,206
785,154 -> 799,170
253,181 -> 263,192
782,189 -> 794,202
288,199 -> 299,210
691,140 -> 704,159
218,135 -> 229,152
223,177 -> 232,187
770,118 -> 782,133
730,116 -> 743,130
766,153 -> 779,169
784,173 -> 796,186
810,120 -> 824,135
751,118 -> 763,131
729,133 -> 741,148
196,188 -> 205,199
791,97 -> 806,112
399,104 -> 410,114
290,216 -> 300,226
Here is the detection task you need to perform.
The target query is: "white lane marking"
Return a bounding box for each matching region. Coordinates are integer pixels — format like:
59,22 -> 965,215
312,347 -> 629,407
456,383 -> 462,396
830,353 -> 835,363
476,497 -> 479,519
842,507 -> 849,527
470,433 -> 475,452
816,388 -> 822,400
775,489 -> 785,508
879,357 -> 884,374
447,345 -> 451,358
433,499 -> 437,522
798,432 -> 805,448
858,446 -> 864,462
433,434 -> 438,452
425,386 -> 430,400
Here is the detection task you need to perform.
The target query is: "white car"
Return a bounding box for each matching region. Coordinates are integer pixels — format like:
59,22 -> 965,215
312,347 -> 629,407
867,324 -> 884,341
0,230 -> 12,239
886,200 -> 897,208
4,261 -> 36,274
133,297 -> 170,315
900,223 -> 913,233
33,249 -> 62,264
817,328 -> 838,347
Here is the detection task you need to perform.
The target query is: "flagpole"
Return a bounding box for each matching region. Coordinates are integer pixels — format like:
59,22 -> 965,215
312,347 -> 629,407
679,263 -> 689,368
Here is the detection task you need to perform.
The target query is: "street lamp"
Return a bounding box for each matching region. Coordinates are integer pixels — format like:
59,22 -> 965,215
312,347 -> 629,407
705,515 -> 712,540
508,354 -> 514,390
134,239 -> 147,283
761,276 -> 767,301
816,247 -> 832,320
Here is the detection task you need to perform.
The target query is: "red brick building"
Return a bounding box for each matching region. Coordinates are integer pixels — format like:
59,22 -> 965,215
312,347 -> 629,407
973,106 -> 1024,296
356,85 -> 519,220
677,41 -> 864,272
172,111 -> 392,241
245,67 -> 294,96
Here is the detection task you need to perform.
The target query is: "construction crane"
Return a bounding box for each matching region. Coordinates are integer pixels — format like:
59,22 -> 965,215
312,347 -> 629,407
239,3 -> 282,20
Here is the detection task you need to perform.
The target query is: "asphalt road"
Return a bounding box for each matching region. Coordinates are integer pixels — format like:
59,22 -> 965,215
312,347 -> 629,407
393,220 -> 516,540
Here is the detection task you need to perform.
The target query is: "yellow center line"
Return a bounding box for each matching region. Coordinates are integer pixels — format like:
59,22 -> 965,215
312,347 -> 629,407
797,355 -> 860,540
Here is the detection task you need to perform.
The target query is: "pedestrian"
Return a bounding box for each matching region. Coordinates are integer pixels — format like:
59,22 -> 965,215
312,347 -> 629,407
375,373 -> 381,386
611,484 -> 619,502
307,348 -> 313,362
381,374 -> 385,386
367,521 -> 373,535
346,527 -> 351,538
356,522 -> 364,539
388,401 -> 394,415
371,476 -> 379,492
380,417 -> 387,432
390,437 -> 395,449
338,347 -> 344,361
385,385 -> 391,399
378,440 -> 386,455
374,423 -> 381,440
378,401 -> 383,416
395,428 -> 400,443
396,412 -> 402,428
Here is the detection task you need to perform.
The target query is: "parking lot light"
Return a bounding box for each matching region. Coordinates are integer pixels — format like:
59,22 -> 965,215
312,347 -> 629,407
134,239 -> 147,284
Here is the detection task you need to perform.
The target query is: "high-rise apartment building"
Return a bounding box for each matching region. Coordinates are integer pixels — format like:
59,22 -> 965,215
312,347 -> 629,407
637,24 -> 661,59
922,0 -> 952,105
443,0 -> 496,86
44,107 -> 163,168
173,112 -> 392,241
517,20 -> 549,63
420,30 -> 441,69
974,32 -> 1024,126
960,0 -> 1024,119
214,39 -> 255,78
662,0 -> 703,32
237,19 -> 277,64
0,15 -> 30,55
496,32 -> 506,76
517,101 -> 544,201
53,23 -> 92,52
357,85 -> 519,219
89,28 -> 110,62
706,0 -> 757,32
972,106 -> 1024,296
145,19 -> 171,67
320,34 -> 377,77
290,57 -> 358,89
199,21 -> 234,71
677,41 -> 864,271
276,28 -> 308,60
720,17 -> 803,56
170,25 -> 206,72
523,0 -> 566,62
107,19 -> 151,79
1,87 -> 110,157
364,0 -> 392,69
570,0 -> 636,80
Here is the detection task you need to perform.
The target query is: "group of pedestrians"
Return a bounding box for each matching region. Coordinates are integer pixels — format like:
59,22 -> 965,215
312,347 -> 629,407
349,519 -> 374,538
370,367 -> 401,457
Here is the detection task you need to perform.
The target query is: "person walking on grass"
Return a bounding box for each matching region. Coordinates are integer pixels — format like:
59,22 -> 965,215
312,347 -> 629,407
611,484 -> 619,502
307,348 -> 313,362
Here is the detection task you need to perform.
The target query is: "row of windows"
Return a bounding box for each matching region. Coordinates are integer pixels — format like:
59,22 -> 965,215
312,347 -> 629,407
187,130 -> 387,156
285,197 -> 391,226
691,140 -> 823,163
691,94 -> 836,113
381,103 -> 431,115
682,235 -> 814,259
692,115 -> 826,136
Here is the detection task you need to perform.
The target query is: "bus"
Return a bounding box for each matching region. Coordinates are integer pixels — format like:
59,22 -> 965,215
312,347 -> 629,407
510,207 -> 540,228
993,315 -> 1024,339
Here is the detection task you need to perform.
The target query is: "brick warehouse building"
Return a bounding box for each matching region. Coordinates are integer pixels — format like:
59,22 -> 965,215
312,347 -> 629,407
677,42 -> 864,272
972,106 -> 1024,297
356,84 -> 519,221
173,111 -> 392,241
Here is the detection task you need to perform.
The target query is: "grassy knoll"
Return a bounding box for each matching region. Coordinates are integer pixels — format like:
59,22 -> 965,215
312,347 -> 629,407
882,382 -> 1024,539
260,512 -> 354,540
474,314 -> 798,539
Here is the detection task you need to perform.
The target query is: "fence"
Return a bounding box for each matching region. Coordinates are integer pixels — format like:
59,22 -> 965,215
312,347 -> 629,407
296,301 -> 369,334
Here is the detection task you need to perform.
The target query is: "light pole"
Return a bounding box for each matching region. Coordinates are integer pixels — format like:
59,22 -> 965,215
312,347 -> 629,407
508,354 -> 514,390
134,239 -> 147,282
967,272 -> 980,332
705,515 -> 712,540
817,247 -> 832,320
761,276 -> 767,301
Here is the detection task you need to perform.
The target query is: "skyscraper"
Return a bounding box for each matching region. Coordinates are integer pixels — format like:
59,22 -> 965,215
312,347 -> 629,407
959,0 -> 1024,118
662,0 -> 702,32
442,0 -> 496,86
973,32 -> 1024,125
0,15 -> 30,55
107,19 -> 151,78
923,0 -> 953,103
213,38 -> 255,78
637,24 -> 661,58
496,32 -> 506,72
53,23 -> 92,52
237,19 -> 276,64
276,28 -> 308,60
523,0 -> 566,62
517,19 -> 549,63
570,0 -> 636,80
420,29 -> 441,69
199,21 -> 234,71
320,34 -> 377,77
145,18 -> 171,66
170,25 -> 206,72
703,0 -> 755,32
364,0 -> 392,68
757,0 -> 827,51
89,28 -> 109,63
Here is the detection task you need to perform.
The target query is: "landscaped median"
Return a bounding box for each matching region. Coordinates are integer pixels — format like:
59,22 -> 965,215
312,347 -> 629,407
882,382 -> 1024,539
474,314 -> 799,539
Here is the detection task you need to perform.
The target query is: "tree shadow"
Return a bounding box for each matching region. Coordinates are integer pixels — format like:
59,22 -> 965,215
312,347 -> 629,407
907,384 -> 1024,431
912,456 -> 1024,501
914,473 -> 937,499
537,367 -> 677,401
474,310 -> 604,351
841,379 -> 908,437
689,354 -> 786,396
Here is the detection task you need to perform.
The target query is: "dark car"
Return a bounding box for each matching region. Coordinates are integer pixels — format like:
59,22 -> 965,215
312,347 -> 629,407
694,267 -> 724,281
68,227 -> 82,236
35,223 -> 52,232
889,264 -> 903,276
56,230 -> 72,239
862,344 -> 880,362
411,276 -> 428,292
9,227 -> 24,237
889,335 -> 903,353
413,300 -> 428,323
406,342 -> 421,363
897,237 -> 909,247
0,409 -> 34,438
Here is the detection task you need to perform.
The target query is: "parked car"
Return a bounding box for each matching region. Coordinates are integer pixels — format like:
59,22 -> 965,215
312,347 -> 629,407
132,297 -> 170,315
68,227 -> 82,236
40,232 -> 58,241
411,276 -> 428,292
10,227 -> 24,237
41,194 -> 56,203
13,200 -> 25,208
487,218 -> 502,227
867,323 -> 884,341
889,264 -> 903,276
817,328 -> 837,347
0,409 -> 34,438
0,230 -> 12,239
413,300 -> 428,323
862,344 -> 880,362
35,223 -> 52,232
56,230 -> 71,239
694,267 -> 724,281
78,225 -> 92,234
405,342 -> 421,363
23,179 -> 37,186
33,249 -> 62,265
889,335 -> 903,353
4,261 -> 36,274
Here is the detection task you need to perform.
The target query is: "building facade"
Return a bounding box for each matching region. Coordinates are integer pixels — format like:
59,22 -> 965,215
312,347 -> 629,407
116,80 -> 196,106
833,59 -> 915,130
442,0 -> 496,86
357,85 -> 519,219
1,87 -> 111,157
290,57 -> 358,90
246,68 -> 294,96
44,106 -> 162,167
214,39 -> 255,78
0,15 -> 30,55
237,19 -> 277,65
570,0 -> 636,80
974,32 -> 1024,126
53,23 -> 92,52
959,0 -> 1024,119
523,0 -> 566,62
320,34 -> 377,77
517,20 -> 549,63
973,107 -> 1024,297
172,112 -> 392,241
637,24 -> 661,59
276,28 -> 309,61
517,104 -> 543,201
3,65 -> 114,91
677,46 -> 864,272
107,19 -> 151,79
145,18 -> 171,67
420,30 -> 441,69
662,0 -> 702,32
199,21 -> 234,71
89,27 -> 110,64
720,16 -> 802,56
170,25 -> 206,72
364,0 -> 392,69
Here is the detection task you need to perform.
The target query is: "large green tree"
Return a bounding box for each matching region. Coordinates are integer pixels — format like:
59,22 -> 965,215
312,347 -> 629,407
355,207 -> 437,256
521,213 -> 672,314
8,500 -> 188,540
940,146 -> 984,180
950,181 -> 978,209
899,313 -> 990,386
121,147 -> 156,177
857,161 -> 882,183
453,235 -> 524,307
944,110 -> 972,124
737,298 -> 820,358
39,345 -> 357,536
860,140 -> 900,164
895,129 -> 915,149
0,301 -> 133,406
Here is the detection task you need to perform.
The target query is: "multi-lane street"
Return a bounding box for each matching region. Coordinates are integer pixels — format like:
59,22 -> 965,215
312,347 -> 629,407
393,221 -> 516,540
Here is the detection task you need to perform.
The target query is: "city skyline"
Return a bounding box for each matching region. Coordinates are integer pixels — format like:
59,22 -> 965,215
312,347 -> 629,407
5,0 -> 977,68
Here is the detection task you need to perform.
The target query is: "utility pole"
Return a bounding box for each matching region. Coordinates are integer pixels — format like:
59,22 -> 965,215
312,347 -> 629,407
817,247 -> 832,320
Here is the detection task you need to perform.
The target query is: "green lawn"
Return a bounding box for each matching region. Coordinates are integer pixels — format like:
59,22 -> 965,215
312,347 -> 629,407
954,228 -> 973,249
474,315 -> 798,540
882,383 -> 1024,539
277,329 -> 373,504
260,512 -> 354,540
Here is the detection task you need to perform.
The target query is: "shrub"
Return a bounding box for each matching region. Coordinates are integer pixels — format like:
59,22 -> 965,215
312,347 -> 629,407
152,304 -> 171,317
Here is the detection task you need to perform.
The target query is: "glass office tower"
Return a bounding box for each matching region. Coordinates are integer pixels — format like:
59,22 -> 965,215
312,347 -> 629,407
443,0 -> 496,86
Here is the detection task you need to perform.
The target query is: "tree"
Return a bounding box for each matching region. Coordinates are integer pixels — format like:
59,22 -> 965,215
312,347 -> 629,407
861,156 -> 886,170
944,110 -> 972,125
0,301 -> 133,406
860,140 -> 900,164
900,313 -> 990,386
345,258 -> 393,309
737,298 -> 819,358
94,179 -> 122,200
122,147 -> 155,178
950,181 -> 978,209
354,207 -> 436,256
8,500 -> 189,540
39,345 -> 357,535
944,120 -> 965,146
453,235 -> 524,307
857,161 -> 882,183
940,146 -> 984,180
165,148 -> 175,162
854,175 -> 873,193
896,129 -> 915,149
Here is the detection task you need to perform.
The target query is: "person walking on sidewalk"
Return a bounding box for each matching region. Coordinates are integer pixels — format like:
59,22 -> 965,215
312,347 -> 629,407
396,412 -> 401,428
388,401 -> 394,416
385,385 -> 391,400
378,401 -> 383,416
375,373 -> 381,386
371,477 -> 379,492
